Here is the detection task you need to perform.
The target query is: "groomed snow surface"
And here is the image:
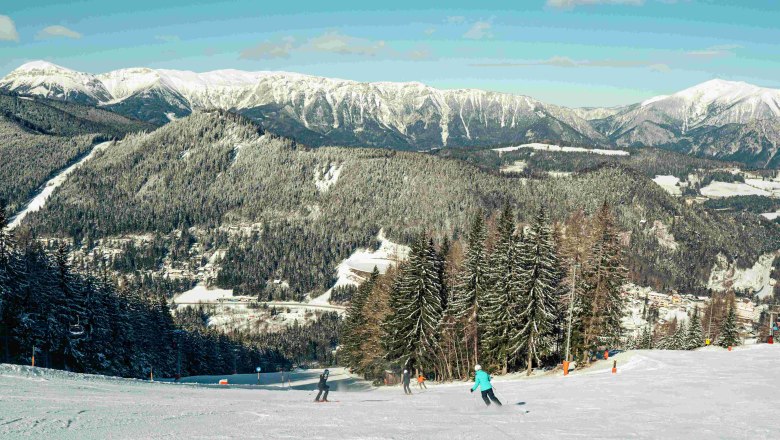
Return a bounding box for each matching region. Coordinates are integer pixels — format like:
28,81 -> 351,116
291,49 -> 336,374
2,345 -> 779,439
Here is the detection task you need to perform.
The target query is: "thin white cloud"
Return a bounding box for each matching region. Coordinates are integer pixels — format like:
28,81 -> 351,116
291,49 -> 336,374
407,47 -> 433,61
36,25 -> 82,40
0,15 -> 19,42
463,21 -> 493,39
307,31 -> 385,56
686,44 -> 740,59
240,36 -> 296,59
155,35 -> 181,43
446,16 -> 466,24
241,31 -> 428,61
424,27 -> 436,35
547,0 -> 644,8
472,56 -> 670,72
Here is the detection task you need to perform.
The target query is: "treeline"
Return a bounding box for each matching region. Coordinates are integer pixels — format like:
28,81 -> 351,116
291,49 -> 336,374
341,202 -> 626,382
0,207 -> 336,378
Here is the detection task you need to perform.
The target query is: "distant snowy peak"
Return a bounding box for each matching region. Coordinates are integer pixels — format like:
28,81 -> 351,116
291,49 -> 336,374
640,79 -> 780,125
1,60 -> 111,104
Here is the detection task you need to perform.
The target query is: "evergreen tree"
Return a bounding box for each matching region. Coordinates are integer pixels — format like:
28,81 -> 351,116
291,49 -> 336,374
670,322 -> 687,350
450,211 -> 489,364
383,235 -> 443,372
512,209 -> 561,376
482,203 -> 519,373
719,305 -> 740,348
686,306 -> 704,350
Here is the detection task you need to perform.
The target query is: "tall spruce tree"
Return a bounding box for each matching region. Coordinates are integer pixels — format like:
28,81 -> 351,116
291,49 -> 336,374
450,211 -> 489,364
383,235 -> 443,372
719,305 -> 740,348
483,203 -> 519,373
513,208 -> 561,376
686,306 -> 704,350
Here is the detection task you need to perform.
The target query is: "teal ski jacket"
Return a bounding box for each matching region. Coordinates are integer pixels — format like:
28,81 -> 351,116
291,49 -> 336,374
471,370 -> 492,391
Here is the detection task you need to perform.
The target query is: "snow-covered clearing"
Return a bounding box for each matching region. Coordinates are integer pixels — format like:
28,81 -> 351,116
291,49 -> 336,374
499,160 -> 526,173
312,229 -> 410,305
492,142 -> 629,156
314,164 -> 343,193
6,141 -> 112,230
2,345 -> 779,439
652,175 -> 681,196
761,211 -> 780,221
700,181 -> 771,198
174,283 -> 236,304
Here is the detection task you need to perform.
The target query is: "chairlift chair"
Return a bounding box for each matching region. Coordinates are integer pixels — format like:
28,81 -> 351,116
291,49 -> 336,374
69,317 -> 85,337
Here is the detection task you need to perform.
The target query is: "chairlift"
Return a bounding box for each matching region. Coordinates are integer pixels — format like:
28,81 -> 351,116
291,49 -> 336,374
69,317 -> 85,337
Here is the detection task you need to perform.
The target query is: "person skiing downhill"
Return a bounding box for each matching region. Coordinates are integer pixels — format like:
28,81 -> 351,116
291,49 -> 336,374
315,369 -> 330,402
402,369 -> 412,395
417,373 -> 427,390
470,364 -> 501,407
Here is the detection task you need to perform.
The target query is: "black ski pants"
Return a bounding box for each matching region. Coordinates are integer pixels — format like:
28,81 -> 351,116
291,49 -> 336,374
403,382 -> 411,394
481,388 -> 502,406
315,385 -> 329,401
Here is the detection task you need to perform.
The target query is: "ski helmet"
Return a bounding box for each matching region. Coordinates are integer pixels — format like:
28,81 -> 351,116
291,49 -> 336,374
324,369 -> 329,375
475,364 -> 482,371
403,369 -> 408,373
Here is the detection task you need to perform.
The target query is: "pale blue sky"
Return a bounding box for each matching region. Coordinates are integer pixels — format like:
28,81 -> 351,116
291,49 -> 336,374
1,0 -> 779,107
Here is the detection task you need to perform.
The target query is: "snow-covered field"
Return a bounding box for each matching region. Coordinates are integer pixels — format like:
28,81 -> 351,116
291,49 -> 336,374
2,345 -> 778,439
492,143 -> 629,156
700,181 -> 772,198
653,175 -> 682,196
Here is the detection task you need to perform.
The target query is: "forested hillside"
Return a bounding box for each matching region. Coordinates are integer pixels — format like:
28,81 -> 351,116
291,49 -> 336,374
0,206 -> 339,377
22,111 -> 780,299
0,93 -> 152,214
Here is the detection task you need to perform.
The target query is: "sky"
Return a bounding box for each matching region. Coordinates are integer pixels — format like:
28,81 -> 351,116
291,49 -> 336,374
1,0 -> 779,107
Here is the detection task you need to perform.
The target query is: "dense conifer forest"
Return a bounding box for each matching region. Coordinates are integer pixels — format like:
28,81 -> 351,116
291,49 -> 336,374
22,111 -> 779,300
0,93 -> 152,213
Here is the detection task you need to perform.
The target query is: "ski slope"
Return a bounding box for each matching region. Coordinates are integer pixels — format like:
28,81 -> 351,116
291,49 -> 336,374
6,141 -> 112,230
1,345 -> 778,439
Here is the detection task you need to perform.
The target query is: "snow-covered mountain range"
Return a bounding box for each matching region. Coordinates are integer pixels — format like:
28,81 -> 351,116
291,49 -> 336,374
3,61 -> 780,165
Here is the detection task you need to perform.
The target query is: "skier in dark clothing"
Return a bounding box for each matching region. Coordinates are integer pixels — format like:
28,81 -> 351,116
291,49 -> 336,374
402,369 -> 412,395
315,369 -> 330,402
470,364 -> 502,407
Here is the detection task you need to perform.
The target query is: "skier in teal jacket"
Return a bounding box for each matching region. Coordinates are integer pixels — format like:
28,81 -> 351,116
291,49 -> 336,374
470,364 -> 502,406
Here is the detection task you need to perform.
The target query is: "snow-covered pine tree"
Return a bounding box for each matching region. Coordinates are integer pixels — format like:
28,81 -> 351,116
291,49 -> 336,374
686,306 -> 704,350
512,208 -> 561,376
449,211 -> 489,364
719,305 -> 740,348
482,203 -> 519,373
382,235 -> 443,372
582,201 -> 627,357
341,267 -> 379,372
670,321 -> 687,350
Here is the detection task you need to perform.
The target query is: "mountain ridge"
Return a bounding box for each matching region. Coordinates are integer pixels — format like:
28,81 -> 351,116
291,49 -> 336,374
3,61 -> 780,167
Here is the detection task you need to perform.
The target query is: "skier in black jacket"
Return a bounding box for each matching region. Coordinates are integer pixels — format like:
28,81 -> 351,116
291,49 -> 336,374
315,369 -> 330,402
402,369 -> 412,395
